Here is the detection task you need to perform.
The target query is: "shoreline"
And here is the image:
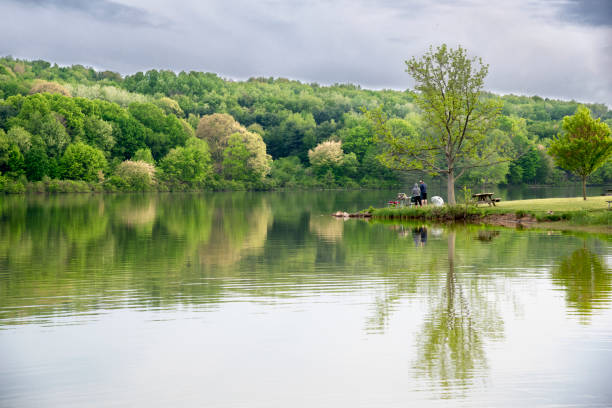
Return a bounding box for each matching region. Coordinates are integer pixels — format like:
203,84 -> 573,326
335,196 -> 612,233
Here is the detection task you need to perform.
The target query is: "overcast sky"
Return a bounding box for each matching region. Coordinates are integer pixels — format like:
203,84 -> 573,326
1,0 -> 611,105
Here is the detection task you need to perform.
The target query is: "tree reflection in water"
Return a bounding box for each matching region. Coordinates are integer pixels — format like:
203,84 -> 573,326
413,231 -> 503,398
552,246 -> 612,324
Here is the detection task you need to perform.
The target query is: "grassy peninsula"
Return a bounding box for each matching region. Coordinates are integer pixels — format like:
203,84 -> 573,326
367,196 -> 612,230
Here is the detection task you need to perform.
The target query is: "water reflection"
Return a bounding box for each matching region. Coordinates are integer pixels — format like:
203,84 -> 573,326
0,193 -> 611,406
413,231 -> 502,397
412,226 -> 428,247
552,246 -> 612,323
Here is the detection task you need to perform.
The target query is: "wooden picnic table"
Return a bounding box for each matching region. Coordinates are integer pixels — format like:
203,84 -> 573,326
472,193 -> 498,206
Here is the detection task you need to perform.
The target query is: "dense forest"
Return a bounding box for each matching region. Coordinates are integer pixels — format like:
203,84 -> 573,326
0,57 -> 611,193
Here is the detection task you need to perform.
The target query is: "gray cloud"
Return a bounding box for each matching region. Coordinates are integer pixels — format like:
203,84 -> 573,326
4,0 -> 169,27
559,0 -> 612,27
0,0 -> 610,106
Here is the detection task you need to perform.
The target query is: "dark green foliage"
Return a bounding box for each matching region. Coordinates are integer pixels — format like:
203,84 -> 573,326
269,156 -> 307,187
24,135 -> 49,181
128,102 -> 189,160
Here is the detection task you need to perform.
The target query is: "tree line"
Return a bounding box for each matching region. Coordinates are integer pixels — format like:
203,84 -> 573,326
0,57 -> 610,193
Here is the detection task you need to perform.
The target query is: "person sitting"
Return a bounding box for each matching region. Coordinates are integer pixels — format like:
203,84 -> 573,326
411,183 -> 422,206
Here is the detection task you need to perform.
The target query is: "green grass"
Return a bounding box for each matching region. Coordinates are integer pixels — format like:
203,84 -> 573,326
495,195 -> 611,212
368,196 -> 612,227
370,204 -> 505,221
496,196 -> 611,226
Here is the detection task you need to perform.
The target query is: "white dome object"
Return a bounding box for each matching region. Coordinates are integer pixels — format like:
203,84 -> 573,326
431,196 -> 444,206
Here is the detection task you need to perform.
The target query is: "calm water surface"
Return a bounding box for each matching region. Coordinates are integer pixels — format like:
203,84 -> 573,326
0,191 -> 611,407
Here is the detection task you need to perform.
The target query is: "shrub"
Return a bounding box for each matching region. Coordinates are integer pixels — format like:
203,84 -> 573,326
46,179 -> 92,193
0,174 -> 25,193
114,160 -> 156,191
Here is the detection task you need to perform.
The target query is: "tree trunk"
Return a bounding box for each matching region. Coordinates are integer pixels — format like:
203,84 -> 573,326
447,170 -> 456,205
582,176 -> 587,200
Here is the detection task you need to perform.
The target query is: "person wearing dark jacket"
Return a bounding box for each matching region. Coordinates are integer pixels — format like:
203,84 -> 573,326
419,180 -> 428,206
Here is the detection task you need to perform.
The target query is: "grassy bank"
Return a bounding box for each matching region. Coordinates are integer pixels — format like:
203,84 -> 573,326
368,196 -> 611,229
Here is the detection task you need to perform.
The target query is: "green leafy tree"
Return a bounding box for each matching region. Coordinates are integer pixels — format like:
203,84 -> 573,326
222,132 -> 272,182
0,129 -> 25,177
38,114 -> 70,158
222,134 -> 253,181
83,116 -> 115,154
60,142 -> 107,182
308,140 -> 356,181
95,100 -> 148,159
128,102 -> 190,160
196,113 -> 247,169
368,45 -> 504,204
266,112 -> 317,161
548,106 -> 612,200
7,126 -> 32,153
154,97 -> 184,117
24,135 -> 48,181
269,156 -> 306,187
158,138 -> 212,186
132,147 -> 155,164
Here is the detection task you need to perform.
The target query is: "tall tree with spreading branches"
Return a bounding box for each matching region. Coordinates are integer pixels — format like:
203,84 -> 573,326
367,44 -> 506,204
548,106 -> 612,200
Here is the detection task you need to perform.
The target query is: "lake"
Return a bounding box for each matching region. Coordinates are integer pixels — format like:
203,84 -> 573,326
1,191 -> 611,407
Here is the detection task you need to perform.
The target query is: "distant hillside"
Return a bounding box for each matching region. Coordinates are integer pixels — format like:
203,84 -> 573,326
0,57 -> 610,193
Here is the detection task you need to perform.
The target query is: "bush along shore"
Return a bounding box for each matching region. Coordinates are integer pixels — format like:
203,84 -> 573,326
346,196 -> 612,229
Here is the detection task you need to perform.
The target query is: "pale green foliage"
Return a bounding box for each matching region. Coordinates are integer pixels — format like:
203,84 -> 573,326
222,131 -> 272,181
308,140 -> 344,169
549,106 -> 612,199
247,123 -> 265,136
60,142 -> 107,182
179,118 -> 195,138
308,140 -> 356,178
65,83 -> 151,106
196,113 -> 249,169
187,113 -> 200,130
7,126 -> 32,153
114,160 -> 156,190
29,80 -> 72,97
155,97 -> 184,117
132,148 -> 155,164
